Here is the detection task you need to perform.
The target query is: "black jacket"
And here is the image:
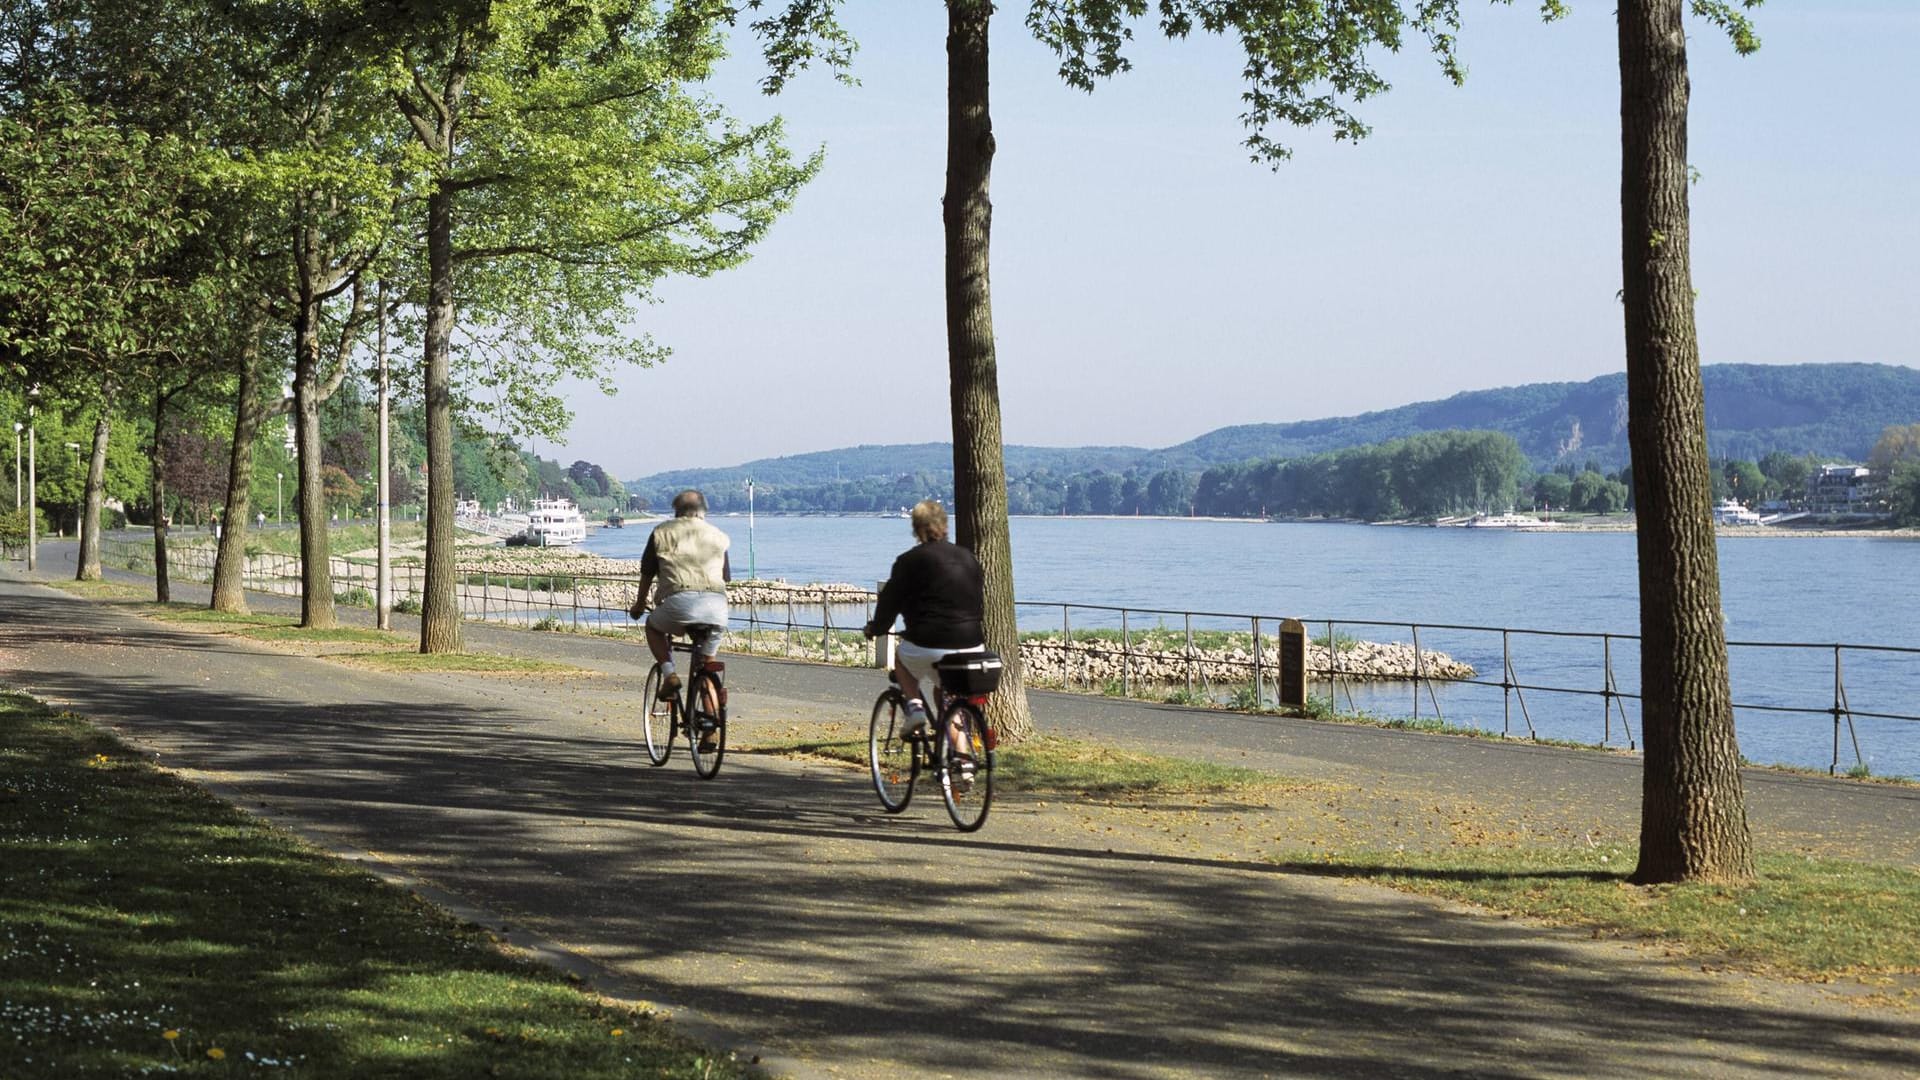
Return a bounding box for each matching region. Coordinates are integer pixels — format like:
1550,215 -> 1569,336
869,540 -> 985,648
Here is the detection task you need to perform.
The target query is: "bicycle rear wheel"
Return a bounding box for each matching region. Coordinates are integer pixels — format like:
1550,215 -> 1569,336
938,702 -> 993,832
640,663 -> 676,766
869,689 -> 917,812
688,670 -> 727,779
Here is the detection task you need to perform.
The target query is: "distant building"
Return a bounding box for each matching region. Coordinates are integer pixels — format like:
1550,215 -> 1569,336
1807,464 -> 1885,515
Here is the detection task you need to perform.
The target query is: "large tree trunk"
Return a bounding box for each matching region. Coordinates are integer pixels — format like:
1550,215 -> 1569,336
293,292 -> 336,629
1618,0 -> 1753,884
420,181 -> 462,653
76,405 -> 109,581
943,0 -> 1032,743
150,391 -> 172,603
211,324 -> 274,613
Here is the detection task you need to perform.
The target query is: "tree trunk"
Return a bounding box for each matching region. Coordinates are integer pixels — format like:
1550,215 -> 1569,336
151,391 -> 171,603
420,181 -> 461,653
944,0 -> 1032,743
76,405 -> 109,581
294,293 -> 336,628
211,324 -> 272,613
1618,0 -> 1753,884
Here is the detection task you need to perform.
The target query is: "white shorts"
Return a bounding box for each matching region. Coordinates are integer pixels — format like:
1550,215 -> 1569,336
896,640 -> 984,702
649,591 -> 728,656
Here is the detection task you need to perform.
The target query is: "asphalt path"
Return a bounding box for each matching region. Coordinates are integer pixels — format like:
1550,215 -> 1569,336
5,546 -> 1919,1078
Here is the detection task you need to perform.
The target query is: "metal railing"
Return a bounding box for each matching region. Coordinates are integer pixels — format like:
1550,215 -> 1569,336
99,538 -> 1919,777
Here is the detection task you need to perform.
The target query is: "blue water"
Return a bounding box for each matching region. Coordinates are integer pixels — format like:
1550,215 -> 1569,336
587,516 -> 1920,778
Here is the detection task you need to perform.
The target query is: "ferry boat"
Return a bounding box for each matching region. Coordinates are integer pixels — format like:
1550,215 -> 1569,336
524,498 -> 588,546
1712,498 -> 1765,527
1464,511 -> 1561,531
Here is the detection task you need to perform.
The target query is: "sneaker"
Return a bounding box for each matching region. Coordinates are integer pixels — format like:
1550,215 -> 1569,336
901,706 -> 930,740
655,673 -> 682,702
949,759 -> 975,794
697,734 -> 720,754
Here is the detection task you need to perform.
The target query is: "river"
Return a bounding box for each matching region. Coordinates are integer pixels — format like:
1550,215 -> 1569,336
585,515 -> 1920,779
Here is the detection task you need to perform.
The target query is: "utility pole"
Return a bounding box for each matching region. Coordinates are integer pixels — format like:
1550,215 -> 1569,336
376,280 -> 392,630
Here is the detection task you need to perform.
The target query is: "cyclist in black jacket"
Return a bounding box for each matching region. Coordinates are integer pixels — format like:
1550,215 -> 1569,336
864,500 -> 985,737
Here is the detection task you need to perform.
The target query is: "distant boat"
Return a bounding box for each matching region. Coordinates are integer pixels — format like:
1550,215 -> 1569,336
524,498 -> 587,546
1465,511 -> 1561,531
1713,499 -> 1765,527
606,514 -> 624,529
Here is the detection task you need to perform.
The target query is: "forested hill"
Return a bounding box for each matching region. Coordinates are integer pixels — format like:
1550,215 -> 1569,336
1161,363 -> 1920,469
627,363 -> 1920,505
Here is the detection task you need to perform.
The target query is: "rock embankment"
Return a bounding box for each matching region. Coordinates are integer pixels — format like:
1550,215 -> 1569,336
1019,633 -> 1474,686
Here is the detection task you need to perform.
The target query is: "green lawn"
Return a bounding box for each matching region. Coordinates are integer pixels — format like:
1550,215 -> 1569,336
0,692 -> 748,1078
333,651 -> 585,675
1283,843 -> 1920,984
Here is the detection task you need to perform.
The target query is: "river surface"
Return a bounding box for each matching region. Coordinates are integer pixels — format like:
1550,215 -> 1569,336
586,516 -> 1920,779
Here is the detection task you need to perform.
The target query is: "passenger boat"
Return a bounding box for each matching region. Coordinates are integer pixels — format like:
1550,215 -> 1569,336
1464,511 -> 1561,531
1712,499 -> 1765,526
524,498 -> 588,546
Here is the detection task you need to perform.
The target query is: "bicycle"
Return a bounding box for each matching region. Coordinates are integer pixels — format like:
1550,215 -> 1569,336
868,649 -> 1000,831
638,622 -> 728,779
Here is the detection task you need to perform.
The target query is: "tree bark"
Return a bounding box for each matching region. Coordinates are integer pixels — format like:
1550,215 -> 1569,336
944,0 -> 1032,743
420,180 -> 462,653
293,284 -> 336,629
149,388 -> 172,602
1618,0 -> 1753,884
211,321 -> 275,613
76,404 -> 109,581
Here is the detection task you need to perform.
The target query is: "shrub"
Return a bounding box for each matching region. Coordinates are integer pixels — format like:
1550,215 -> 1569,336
393,597 -> 422,615
334,587 -> 374,608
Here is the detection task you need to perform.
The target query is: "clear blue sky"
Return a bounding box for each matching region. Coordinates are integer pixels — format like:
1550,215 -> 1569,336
541,2 -> 1920,479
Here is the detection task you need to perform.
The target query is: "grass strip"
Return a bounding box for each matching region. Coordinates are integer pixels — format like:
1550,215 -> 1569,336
1278,843 -> 1920,984
0,691 -> 746,1079
46,578 -> 151,601
332,651 -> 585,676
765,732 -> 1299,798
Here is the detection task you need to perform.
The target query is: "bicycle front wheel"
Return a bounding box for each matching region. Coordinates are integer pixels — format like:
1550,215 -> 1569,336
869,689 -> 917,813
688,671 -> 727,780
640,663 -> 676,766
938,702 -> 993,832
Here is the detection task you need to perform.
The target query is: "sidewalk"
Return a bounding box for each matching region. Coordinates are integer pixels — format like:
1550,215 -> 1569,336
5,550 -> 1919,1078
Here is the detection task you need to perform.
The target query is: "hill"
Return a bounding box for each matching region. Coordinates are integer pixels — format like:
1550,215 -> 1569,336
626,363 -> 1920,505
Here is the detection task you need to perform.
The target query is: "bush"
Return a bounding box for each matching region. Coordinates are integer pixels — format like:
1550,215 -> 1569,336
393,597 -> 421,615
531,616 -> 562,632
334,587 -> 374,608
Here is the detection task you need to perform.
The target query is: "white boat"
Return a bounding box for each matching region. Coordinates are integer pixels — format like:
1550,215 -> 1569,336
524,498 -> 588,546
1464,511 -> 1561,531
1713,498 -> 1765,527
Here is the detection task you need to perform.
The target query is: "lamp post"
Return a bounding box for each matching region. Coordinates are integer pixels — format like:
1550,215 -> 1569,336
11,421 -> 20,510
375,279 -> 391,629
276,471 -> 283,525
25,386 -> 38,571
746,478 -> 756,580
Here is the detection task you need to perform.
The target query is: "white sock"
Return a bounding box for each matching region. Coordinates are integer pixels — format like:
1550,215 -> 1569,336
659,660 -> 677,676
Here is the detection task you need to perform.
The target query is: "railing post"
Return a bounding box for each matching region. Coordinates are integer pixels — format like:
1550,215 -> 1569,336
1278,618 -> 1306,709
872,581 -> 893,669
1184,613 -> 1194,699
785,597 -> 794,656
1251,616 -> 1263,709
1411,624 -> 1421,721
1121,608 -> 1131,698
821,599 -> 831,662
1328,620 -> 1339,715
1503,630 -> 1513,737
1832,645 -> 1843,775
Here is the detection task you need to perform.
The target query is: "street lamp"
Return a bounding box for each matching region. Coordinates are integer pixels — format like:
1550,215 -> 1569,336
276,471 -> 283,525
11,422 -> 20,510
24,385 -> 37,571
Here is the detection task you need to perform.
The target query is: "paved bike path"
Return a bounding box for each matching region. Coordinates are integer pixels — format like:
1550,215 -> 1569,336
4,556 -> 1919,1078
